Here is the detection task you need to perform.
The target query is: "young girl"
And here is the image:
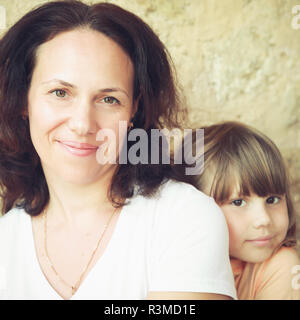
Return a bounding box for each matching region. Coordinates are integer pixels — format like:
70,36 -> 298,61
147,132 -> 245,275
188,121 -> 300,299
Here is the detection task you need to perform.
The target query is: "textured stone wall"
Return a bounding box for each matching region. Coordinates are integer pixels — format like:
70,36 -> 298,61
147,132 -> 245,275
1,0 -> 300,249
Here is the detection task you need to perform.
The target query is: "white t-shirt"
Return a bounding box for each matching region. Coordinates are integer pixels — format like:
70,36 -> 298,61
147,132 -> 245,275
0,180 -> 237,300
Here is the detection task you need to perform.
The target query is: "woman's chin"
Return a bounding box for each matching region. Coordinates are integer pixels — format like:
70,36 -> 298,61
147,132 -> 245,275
49,164 -> 117,186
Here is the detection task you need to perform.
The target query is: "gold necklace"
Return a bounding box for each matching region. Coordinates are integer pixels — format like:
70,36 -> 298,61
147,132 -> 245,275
43,206 -> 117,296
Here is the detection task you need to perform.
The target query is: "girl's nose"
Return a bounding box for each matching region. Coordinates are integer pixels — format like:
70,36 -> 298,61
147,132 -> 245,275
252,204 -> 271,229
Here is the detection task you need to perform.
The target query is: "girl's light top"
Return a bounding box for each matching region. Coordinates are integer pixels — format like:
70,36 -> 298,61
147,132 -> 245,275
231,247 -> 300,300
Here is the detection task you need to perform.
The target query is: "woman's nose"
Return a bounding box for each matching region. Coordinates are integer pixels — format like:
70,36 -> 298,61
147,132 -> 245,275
67,100 -> 97,136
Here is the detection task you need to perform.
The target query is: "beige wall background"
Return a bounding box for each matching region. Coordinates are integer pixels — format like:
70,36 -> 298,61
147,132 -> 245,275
0,0 -> 299,250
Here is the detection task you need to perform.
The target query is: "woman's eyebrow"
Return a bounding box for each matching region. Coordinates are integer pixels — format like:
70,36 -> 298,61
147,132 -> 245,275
42,79 -> 130,98
101,87 -> 130,98
42,79 -> 75,88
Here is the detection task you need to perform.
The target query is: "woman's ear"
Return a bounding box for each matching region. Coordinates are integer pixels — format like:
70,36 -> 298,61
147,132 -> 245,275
130,96 -> 140,125
132,96 -> 140,118
21,109 -> 28,120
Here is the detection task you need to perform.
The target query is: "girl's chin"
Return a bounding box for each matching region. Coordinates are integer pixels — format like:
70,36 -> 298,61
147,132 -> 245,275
236,250 -> 274,264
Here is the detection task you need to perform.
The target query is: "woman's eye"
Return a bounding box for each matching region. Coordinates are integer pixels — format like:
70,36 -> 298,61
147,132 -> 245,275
51,89 -> 67,98
266,196 -> 280,204
102,96 -> 120,105
231,199 -> 246,207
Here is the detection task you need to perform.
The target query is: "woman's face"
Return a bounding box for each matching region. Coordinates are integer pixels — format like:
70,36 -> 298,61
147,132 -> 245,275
27,28 -> 136,185
220,190 -> 289,263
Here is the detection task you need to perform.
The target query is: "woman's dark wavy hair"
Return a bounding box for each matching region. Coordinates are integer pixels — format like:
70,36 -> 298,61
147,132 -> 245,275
0,0 -> 190,215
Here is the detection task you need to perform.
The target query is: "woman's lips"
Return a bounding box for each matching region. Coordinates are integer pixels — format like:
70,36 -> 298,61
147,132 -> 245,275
58,140 -> 98,157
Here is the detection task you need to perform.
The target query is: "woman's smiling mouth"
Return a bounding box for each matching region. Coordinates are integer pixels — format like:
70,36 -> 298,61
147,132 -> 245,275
57,140 -> 98,157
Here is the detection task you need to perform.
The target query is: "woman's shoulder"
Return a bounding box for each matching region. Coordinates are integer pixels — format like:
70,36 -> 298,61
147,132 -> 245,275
155,179 -> 216,207
134,179 -> 227,234
132,179 -> 213,209
157,179 -> 223,218
0,207 -> 28,236
0,206 -> 27,221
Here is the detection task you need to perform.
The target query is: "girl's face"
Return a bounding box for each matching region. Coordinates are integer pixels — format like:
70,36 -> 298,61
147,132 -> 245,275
220,190 -> 289,263
27,29 -> 136,185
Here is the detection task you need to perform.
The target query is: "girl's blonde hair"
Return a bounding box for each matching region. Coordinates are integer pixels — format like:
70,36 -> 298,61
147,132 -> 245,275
191,121 -> 296,247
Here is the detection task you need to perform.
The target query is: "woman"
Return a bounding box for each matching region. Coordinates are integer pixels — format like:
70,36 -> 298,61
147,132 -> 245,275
0,1 -> 236,300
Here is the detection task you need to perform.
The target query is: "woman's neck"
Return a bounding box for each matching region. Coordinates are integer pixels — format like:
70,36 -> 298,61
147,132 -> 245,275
43,169 -> 116,228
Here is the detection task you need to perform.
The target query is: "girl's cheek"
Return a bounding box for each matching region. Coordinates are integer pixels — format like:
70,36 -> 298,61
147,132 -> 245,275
276,203 -> 289,235
280,212 -> 289,238
223,214 -> 238,243
227,223 -> 238,244
220,212 -> 243,259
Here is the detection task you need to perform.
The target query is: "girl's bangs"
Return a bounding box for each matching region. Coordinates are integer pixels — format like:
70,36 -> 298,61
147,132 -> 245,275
210,140 -> 287,203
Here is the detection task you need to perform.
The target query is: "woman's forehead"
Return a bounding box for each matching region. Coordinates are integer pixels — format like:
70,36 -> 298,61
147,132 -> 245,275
31,29 -> 135,93
35,28 -> 132,68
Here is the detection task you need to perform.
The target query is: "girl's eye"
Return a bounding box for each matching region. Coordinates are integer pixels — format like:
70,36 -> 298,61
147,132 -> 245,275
101,96 -> 120,105
266,196 -> 280,204
51,89 -> 67,98
231,199 -> 246,207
